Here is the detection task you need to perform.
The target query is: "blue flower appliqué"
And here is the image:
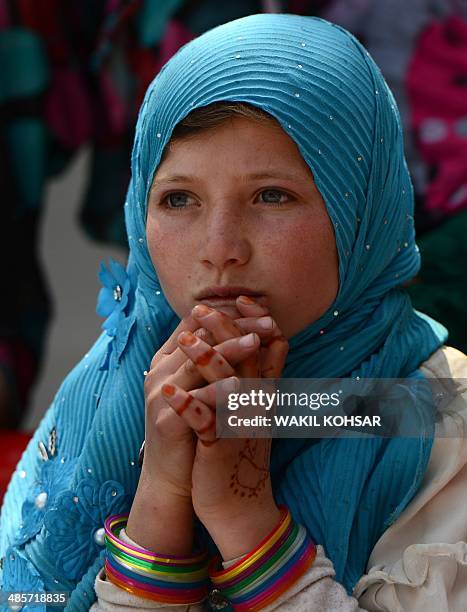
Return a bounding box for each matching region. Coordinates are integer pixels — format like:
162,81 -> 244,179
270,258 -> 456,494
43,478 -> 132,580
15,458 -> 77,547
96,258 -> 136,370
2,546 -> 46,612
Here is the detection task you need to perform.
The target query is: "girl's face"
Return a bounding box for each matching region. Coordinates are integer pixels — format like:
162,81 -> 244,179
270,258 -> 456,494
146,115 -> 339,339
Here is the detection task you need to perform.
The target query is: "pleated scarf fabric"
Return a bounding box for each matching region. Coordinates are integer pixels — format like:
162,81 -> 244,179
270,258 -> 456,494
0,14 -> 448,609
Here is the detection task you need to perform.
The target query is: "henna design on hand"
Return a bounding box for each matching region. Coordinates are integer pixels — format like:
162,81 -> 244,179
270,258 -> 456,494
229,439 -> 272,498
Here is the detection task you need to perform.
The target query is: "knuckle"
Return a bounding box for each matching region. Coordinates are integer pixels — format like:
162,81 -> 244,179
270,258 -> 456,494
150,349 -> 165,369
144,383 -> 159,410
153,411 -> 172,436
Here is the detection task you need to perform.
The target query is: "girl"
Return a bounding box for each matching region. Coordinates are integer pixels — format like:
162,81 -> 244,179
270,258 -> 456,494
1,14 -> 466,611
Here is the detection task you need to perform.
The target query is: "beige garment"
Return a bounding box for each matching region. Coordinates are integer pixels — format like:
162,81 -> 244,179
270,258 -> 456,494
91,345 -> 467,611
354,345 -> 467,611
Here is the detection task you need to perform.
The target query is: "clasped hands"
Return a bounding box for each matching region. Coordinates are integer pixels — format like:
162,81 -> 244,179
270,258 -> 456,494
134,296 -> 289,561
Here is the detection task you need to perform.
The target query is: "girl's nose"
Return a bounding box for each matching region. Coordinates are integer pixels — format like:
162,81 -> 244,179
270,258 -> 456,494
198,210 -> 252,272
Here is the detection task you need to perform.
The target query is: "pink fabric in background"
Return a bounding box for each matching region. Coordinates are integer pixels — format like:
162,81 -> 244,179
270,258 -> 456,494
0,430 -> 32,505
156,20 -> 195,71
407,16 -> 467,215
45,68 -> 94,149
0,0 -> 9,28
99,69 -> 127,138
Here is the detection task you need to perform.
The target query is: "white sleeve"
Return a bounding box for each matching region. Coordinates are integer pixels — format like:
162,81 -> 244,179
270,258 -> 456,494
354,541 -> 467,611
258,545 -> 367,611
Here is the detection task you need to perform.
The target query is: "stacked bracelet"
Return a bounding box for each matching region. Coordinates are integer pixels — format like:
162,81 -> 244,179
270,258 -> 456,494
104,514 -> 210,605
208,505 -> 316,611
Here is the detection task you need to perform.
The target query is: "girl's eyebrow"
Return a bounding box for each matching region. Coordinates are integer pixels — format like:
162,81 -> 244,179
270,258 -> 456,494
243,171 -> 301,182
154,174 -> 195,185
153,170 -> 301,186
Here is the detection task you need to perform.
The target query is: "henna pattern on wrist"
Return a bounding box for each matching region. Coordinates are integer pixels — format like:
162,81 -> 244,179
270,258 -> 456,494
229,439 -> 271,498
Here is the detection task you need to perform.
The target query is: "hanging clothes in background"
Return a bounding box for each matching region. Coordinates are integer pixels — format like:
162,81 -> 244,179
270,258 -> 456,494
0,0 -> 199,428
322,0 -> 455,224
321,0 -> 467,353
406,13 -> 467,221
0,1 -> 54,428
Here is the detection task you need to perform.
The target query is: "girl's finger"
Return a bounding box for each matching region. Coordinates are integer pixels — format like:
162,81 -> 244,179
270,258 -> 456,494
190,376 -> 240,409
145,328 -> 255,425
233,298 -> 271,378
150,314 -> 204,369
261,334 -> 289,378
233,316 -> 279,341
235,299 -> 288,379
234,306 -> 288,379
161,383 -> 218,445
176,331 -> 260,383
234,295 -> 270,317
145,327 -> 217,391
191,304 -> 243,343
191,304 -> 260,379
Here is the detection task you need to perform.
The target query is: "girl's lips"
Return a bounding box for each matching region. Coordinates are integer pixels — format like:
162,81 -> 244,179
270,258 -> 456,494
196,286 -> 264,299
198,295 -> 267,308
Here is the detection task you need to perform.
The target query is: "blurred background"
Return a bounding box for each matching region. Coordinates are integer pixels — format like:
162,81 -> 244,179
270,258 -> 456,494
1,0 -> 466,501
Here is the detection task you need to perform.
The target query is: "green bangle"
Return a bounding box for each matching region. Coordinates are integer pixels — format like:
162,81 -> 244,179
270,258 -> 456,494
227,525 -> 307,599
110,553 -> 210,584
221,523 -> 300,597
106,538 -> 206,575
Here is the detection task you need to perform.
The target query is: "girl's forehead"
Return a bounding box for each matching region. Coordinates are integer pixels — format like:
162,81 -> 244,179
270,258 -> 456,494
154,114 -> 312,178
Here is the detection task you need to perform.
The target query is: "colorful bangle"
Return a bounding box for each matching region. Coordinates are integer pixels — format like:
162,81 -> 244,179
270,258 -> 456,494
208,505 -> 316,611
104,513 -> 210,605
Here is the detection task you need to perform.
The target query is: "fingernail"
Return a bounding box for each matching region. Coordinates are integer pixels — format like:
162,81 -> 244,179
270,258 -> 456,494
258,316 -> 274,329
221,376 -> 239,394
179,331 -> 197,346
193,304 -> 212,317
239,332 -> 258,347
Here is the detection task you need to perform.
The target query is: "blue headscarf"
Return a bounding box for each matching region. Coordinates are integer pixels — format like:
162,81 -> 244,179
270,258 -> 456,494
0,14 -> 447,609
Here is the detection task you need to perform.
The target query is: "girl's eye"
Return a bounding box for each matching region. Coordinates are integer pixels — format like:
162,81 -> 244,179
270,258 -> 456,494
258,189 -> 290,206
160,189 -> 292,210
162,192 -> 195,210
